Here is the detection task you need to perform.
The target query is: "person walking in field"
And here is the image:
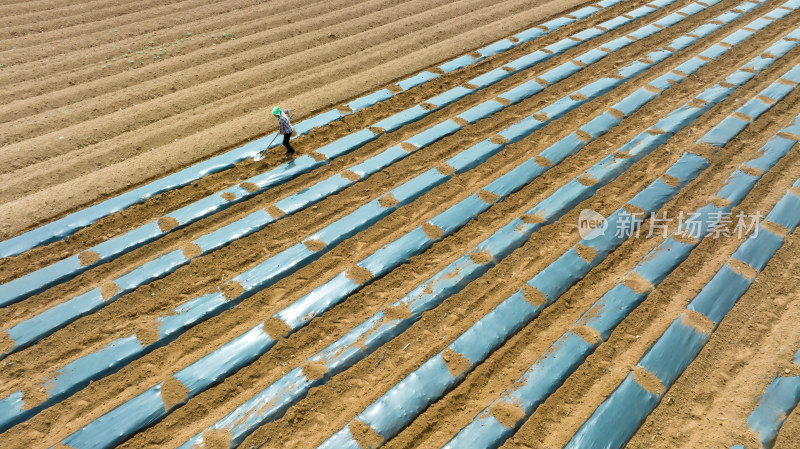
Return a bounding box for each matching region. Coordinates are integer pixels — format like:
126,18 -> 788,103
273,106 -> 296,157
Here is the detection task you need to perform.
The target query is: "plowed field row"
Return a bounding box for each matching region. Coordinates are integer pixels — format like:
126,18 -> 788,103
0,0 -> 616,240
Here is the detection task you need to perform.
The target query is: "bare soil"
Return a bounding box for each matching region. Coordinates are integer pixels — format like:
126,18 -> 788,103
2,0 -> 800,448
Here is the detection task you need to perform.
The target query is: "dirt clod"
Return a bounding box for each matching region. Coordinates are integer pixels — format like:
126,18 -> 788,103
535,155 -> 552,167
341,170 -> 362,182
522,284 -> 547,307
576,130 -> 592,142
577,174 -> 598,186
477,189 -> 500,204
157,216 -> 179,232
708,196 -> 731,208
301,361 -> 328,381
442,348 -> 471,377
623,272 -> 654,294
383,304 -> 412,321
422,223 -> 444,241
180,242 -> 202,259
520,212 -> 545,225
200,429 -> 233,449
21,384 -> 48,410
79,250 -> 100,266
681,310 -> 715,335
346,265 -> 374,285
378,193 -> 399,208
136,321 -> 161,346
240,182 -> 259,193
349,420 -> 383,449
265,204 -> 286,219
762,220 -> 789,237
469,251 -> 493,265
309,151 -> 327,162
572,325 -> 601,344
660,174 -> 680,187
490,400 -> 526,428
401,142 -> 419,152
574,244 -> 596,263
489,135 -> 509,145
303,239 -> 326,252
161,377 -> 189,411
633,366 -> 665,395
436,163 -> 456,175
100,281 -> 120,300
727,258 -> 757,280
263,317 -> 291,340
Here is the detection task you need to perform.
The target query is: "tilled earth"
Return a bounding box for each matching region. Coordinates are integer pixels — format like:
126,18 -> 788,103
1,0 -> 799,448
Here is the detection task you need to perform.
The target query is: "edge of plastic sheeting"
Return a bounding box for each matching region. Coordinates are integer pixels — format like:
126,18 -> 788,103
51,3 -> 780,442
0,334 -> 144,432
563,374 -> 660,449
1,0 -> 620,260
323,122 -> 714,449
566,181 -> 800,449
445,39 -> 800,449
356,292 -> 539,441
445,332 -> 596,449
700,70 -> 800,147
175,8 -> 792,446
747,375 -> 800,448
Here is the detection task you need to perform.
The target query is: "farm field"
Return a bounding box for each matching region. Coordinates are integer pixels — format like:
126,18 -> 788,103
1,0 -> 800,448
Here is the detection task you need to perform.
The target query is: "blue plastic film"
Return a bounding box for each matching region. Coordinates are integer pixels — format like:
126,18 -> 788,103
396,71 -> 439,91
178,5 -> 800,446
1,0 -> 622,260
747,375 -> 800,448
638,317 -> 711,386
0,255 -> 82,307
765,187 -> 800,231
6,287 -> 104,353
457,101 -> 505,124
347,89 -> 393,113
194,210 -> 274,253
62,385 -> 165,449
59,3 -> 784,444
687,264 -> 755,325
732,228 -> 786,271
564,374 -> 660,449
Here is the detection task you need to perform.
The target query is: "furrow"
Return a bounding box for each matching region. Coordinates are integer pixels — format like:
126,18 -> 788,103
0,0 -> 734,363
0,0 -> 624,258
444,110 -> 800,449
314,41 -> 800,449
0,0 -> 670,306
0,1 -> 712,435
0,0 -> 234,44
562,173 -> 800,449
40,3 -> 756,445
0,0 -> 243,51
743,346 -> 800,448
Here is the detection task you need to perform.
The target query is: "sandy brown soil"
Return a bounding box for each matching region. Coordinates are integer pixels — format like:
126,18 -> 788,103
2,0 -> 800,448
0,0 -> 589,238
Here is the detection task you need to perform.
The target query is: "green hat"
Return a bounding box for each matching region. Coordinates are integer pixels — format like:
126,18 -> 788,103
272,106 -> 281,116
